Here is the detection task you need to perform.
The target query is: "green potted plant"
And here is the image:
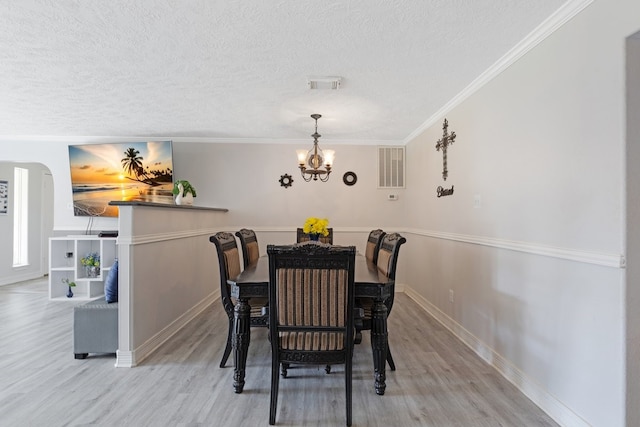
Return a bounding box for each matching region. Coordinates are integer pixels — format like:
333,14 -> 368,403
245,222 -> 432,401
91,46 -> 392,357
172,180 -> 197,205
62,277 -> 76,298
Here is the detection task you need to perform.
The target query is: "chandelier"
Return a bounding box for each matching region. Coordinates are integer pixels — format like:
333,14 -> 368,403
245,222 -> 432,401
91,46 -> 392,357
296,114 -> 334,182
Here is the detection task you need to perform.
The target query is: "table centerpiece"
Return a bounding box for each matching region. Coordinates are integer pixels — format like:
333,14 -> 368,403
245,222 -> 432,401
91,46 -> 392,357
303,217 -> 329,241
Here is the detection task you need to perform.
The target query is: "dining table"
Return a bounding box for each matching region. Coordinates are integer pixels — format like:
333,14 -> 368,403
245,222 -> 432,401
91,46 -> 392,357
227,253 -> 394,395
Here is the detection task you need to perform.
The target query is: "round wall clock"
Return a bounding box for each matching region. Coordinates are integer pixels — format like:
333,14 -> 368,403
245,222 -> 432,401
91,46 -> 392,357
343,171 -> 357,186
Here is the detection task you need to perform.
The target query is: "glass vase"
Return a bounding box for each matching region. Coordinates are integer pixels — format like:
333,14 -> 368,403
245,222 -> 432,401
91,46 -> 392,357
86,266 -> 99,278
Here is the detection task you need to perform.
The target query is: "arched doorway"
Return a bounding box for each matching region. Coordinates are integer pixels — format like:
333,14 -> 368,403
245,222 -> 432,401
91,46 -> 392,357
0,162 -> 54,286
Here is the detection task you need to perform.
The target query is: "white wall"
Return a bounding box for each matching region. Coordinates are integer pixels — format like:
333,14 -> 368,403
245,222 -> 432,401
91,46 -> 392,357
174,142 -> 406,229
114,203 -> 228,367
1,140 -> 406,233
403,1 -> 638,426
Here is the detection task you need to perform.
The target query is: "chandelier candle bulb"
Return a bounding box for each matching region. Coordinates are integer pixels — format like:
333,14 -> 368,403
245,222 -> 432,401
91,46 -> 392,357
296,150 -> 307,166
324,149 -> 335,167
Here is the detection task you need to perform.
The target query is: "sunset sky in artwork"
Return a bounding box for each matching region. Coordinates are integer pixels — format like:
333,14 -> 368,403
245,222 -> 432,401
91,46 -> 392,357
68,141 -> 173,184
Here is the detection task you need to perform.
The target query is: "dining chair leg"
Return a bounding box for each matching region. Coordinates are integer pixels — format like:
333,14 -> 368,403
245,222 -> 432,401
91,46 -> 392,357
371,299 -> 388,395
346,358 -> 353,426
387,344 -> 396,371
269,360 -> 280,425
219,317 -> 233,368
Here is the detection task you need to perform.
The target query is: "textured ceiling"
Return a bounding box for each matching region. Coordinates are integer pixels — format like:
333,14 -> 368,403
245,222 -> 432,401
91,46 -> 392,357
0,0 -> 569,144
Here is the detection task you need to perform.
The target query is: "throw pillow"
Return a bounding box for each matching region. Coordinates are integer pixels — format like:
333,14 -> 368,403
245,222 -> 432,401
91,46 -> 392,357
104,259 -> 118,303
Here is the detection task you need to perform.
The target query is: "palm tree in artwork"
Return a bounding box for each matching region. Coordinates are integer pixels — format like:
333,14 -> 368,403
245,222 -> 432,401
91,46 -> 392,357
121,148 -> 149,182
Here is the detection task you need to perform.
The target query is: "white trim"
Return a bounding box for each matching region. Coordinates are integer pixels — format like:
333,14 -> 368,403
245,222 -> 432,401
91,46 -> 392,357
115,229 -> 221,246
404,228 -> 625,268
59,225 -> 625,268
115,291 -> 218,368
404,0 -> 595,143
233,226 -> 625,268
0,271 -> 44,287
114,350 -> 134,368
403,286 -> 591,427
0,134 -> 402,146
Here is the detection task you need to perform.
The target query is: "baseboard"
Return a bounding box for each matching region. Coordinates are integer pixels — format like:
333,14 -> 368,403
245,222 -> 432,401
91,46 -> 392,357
114,350 -> 134,368
115,291 -> 219,367
0,272 -> 45,287
403,286 -> 590,427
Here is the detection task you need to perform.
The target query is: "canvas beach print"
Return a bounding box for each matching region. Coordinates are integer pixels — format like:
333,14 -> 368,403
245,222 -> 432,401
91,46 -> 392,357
68,141 -> 174,217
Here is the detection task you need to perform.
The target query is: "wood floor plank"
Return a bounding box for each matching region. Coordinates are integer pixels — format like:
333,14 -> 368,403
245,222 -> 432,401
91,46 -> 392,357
0,278 -> 558,426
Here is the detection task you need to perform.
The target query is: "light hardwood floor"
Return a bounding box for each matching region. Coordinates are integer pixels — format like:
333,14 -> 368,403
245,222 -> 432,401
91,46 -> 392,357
0,278 -> 558,426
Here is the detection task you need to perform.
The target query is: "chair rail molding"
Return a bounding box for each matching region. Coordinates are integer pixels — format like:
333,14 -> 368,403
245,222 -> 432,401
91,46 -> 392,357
404,228 -> 625,268
228,226 -> 624,268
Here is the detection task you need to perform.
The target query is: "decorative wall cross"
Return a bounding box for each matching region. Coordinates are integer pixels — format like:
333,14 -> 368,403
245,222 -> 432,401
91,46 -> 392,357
435,118 -> 456,181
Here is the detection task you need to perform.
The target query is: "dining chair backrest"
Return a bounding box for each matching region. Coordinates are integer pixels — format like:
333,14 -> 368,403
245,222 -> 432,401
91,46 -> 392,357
296,227 -> 333,244
210,232 -> 270,369
235,228 -> 260,268
209,232 -> 240,318
376,232 -> 407,280
267,242 -> 356,426
355,232 -> 406,373
364,229 -> 386,265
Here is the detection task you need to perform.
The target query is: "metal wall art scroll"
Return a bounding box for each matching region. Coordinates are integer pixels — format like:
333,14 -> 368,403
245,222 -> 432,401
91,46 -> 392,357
435,118 -> 456,198
437,185 -> 454,198
435,118 -> 456,181
279,173 -> 293,188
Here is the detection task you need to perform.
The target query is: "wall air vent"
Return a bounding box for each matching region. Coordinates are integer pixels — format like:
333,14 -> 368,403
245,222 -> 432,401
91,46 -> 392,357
378,146 -> 405,188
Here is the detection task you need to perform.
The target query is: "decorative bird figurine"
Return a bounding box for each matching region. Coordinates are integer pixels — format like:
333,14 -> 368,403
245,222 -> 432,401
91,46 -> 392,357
175,182 -> 185,205
174,182 -> 194,205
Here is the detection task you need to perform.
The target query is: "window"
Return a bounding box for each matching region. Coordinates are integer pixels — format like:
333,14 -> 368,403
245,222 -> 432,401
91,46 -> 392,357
13,167 -> 28,267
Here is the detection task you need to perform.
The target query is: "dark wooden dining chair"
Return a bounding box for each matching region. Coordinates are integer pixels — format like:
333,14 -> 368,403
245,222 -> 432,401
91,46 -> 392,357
355,229 -> 386,343
267,243 -> 356,426
364,229 -> 386,265
296,227 -> 333,244
209,231 -> 269,368
235,228 -> 260,268
356,232 -> 406,371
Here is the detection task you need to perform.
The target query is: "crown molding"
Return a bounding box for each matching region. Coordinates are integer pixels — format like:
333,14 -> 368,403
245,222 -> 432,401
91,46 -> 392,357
404,0 -> 595,144
0,135 -> 402,146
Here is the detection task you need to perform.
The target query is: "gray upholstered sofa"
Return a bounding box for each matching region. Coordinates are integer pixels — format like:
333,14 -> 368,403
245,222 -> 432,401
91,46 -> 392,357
73,297 -> 118,359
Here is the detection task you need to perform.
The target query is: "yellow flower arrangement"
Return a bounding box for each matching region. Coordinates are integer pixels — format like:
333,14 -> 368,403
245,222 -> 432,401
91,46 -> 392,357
303,217 -> 330,236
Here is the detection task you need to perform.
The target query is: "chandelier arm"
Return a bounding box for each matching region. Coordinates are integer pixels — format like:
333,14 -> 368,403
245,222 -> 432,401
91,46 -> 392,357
299,167 -> 313,182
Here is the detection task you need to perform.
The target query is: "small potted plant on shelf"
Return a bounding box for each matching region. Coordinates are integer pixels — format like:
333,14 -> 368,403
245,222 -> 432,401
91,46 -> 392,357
81,252 -> 100,278
172,179 -> 197,206
62,277 -> 76,298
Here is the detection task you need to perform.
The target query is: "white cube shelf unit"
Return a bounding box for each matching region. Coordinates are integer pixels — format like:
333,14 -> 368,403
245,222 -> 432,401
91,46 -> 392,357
49,236 -> 117,301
